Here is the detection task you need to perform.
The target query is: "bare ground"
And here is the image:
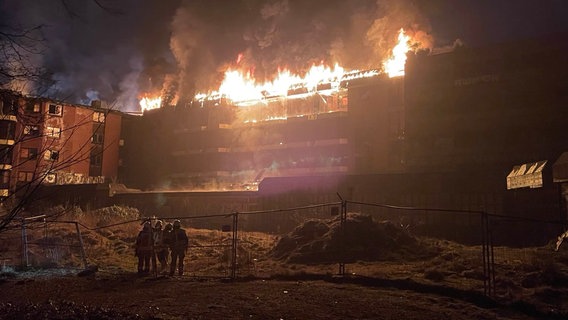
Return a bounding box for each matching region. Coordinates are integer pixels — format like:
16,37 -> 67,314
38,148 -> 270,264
1,208 -> 568,319
0,273 -> 542,320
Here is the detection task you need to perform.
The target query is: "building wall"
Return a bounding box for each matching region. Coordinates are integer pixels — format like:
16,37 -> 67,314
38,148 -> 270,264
0,91 -> 123,200
347,76 -> 405,174
404,35 -> 568,221
122,77 -> 403,191
405,36 -> 568,173
0,91 -> 19,197
116,35 -> 567,233
102,111 -> 122,180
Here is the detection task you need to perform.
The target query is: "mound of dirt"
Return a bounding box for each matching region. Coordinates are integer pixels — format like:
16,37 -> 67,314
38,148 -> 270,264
271,213 -> 435,264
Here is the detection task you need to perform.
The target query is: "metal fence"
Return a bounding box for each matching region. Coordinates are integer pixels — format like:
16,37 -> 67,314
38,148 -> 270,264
0,215 -> 88,271
1,201 -> 565,299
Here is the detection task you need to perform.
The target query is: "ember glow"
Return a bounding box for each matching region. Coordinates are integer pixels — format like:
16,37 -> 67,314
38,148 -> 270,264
140,96 -> 162,112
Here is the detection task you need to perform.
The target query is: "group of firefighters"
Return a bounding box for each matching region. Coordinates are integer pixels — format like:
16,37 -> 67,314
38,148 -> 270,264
134,219 -> 189,276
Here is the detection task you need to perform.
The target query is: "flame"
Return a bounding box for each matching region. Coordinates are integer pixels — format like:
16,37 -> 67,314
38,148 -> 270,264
383,28 -> 411,78
211,63 -> 346,104
142,28 -> 415,109
140,96 -> 162,112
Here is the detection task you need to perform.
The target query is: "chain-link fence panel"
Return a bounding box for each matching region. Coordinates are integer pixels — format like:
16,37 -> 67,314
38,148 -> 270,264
486,214 -> 567,297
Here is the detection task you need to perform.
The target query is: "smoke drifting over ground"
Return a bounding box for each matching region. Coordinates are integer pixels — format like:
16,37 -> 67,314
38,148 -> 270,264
2,0 -> 566,111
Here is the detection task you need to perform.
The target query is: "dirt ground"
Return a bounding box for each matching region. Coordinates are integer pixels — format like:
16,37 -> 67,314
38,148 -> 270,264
1,208 -> 568,319
0,272 -> 540,320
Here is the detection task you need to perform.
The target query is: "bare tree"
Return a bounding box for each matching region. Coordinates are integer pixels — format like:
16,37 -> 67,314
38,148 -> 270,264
0,1 -> 125,231
0,23 -> 49,93
0,90 -> 120,232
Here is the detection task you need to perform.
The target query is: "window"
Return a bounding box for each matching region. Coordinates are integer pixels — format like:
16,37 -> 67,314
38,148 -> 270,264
24,125 -> 40,136
20,148 -> 38,160
93,111 -> 105,123
45,126 -> 61,138
26,101 -> 41,113
48,104 -> 62,115
18,171 -> 34,182
0,147 -> 12,164
91,132 -> 104,144
0,99 -> 15,115
0,121 -> 15,140
90,154 -> 102,166
48,104 -> 63,116
0,170 -> 9,184
44,150 -> 59,161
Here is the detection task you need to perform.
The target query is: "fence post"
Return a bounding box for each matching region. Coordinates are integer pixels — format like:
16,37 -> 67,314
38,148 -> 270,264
21,218 -> 29,267
338,200 -> 347,276
481,212 -> 495,296
230,212 -> 239,279
74,222 -> 88,268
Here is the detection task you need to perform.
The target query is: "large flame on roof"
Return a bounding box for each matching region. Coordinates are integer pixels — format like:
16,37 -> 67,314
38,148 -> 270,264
140,96 -> 162,112
214,63 -> 346,103
383,29 -> 411,78
140,28 -> 413,111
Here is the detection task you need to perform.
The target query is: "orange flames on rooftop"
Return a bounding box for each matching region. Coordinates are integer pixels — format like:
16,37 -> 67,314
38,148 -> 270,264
139,95 -> 162,112
140,28 -> 413,112
383,29 -> 411,78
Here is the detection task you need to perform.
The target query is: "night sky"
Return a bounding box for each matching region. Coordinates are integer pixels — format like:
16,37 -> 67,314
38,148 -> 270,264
1,0 -> 567,111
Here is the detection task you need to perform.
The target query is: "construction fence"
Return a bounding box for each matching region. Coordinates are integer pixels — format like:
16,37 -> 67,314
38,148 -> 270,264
1,200 -> 566,298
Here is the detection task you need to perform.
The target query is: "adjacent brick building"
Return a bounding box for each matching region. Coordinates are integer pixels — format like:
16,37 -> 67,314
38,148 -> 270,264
0,90 -> 123,200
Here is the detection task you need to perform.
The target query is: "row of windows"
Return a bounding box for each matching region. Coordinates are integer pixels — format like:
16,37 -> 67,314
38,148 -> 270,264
23,125 -> 105,143
20,147 -> 59,161
23,125 -> 61,138
24,102 -> 107,123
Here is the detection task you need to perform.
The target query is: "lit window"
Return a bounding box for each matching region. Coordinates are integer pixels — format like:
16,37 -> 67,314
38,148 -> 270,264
26,102 -> 40,113
93,111 -> 105,123
44,150 -> 59,161
45,126 -> 61,138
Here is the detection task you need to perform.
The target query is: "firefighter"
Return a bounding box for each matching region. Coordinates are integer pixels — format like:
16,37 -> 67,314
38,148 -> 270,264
162,222 -> 174,264
153,220 -> 168,273
134,221 -> 153,274
169,219 -> 189,276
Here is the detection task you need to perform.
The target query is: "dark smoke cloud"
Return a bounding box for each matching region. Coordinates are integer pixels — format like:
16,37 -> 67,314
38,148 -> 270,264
0,0 -> 179,111
169,0 -> 433,103
3,0 -> 565,111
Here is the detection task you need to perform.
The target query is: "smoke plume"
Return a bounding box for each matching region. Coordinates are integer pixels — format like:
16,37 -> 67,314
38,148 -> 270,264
167,0 -> 433,105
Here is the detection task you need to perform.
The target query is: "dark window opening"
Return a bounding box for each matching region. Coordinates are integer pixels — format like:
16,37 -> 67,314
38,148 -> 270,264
90,154 -> 102,166
92,133 -> 104,144
20,148 -> 38,160
48,104 -> 62,116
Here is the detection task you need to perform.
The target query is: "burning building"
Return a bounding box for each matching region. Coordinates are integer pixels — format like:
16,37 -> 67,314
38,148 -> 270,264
121,69 -> 404,192
118,33 -> 568,235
